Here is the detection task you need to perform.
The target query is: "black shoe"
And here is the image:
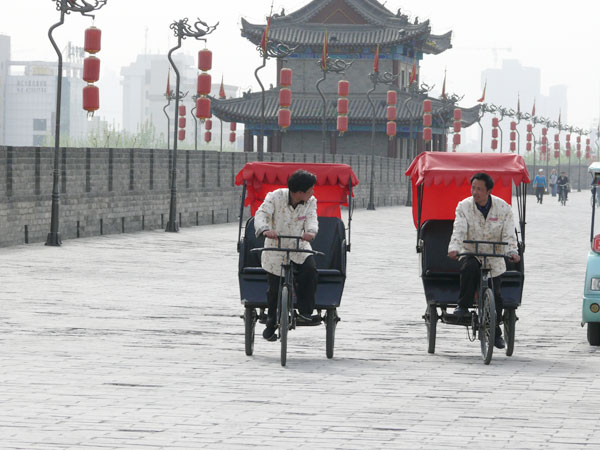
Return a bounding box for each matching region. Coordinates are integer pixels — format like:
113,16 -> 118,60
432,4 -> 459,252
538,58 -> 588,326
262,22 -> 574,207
494,334 -> 505,349
296,313 -> 321,326
262,325 -> 277,341
453,306 -> 469,317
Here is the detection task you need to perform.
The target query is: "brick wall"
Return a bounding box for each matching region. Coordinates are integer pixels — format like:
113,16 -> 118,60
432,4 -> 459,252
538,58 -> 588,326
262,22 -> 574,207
0,146 -> 411,247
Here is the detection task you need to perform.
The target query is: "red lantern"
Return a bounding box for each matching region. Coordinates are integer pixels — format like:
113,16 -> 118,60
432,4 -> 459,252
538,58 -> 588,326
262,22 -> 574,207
229,132 -> 236,143
386,121 -> 396,138
423,113 -> 432,127
566,149 -> 571,157
337,98 -> 349,115
587,145 -> 592,152
553,150 -> 559,158
453,121 -> 461,133
541,136 -> 547,144
338,80 -> 349,97
179,105 -> 186,116
387,90 -> 397,106
204,131 -> 212,142
178,129 -> 186,141
196,97 -> 211,119
386,106 -> 396,121
510,142 -> 516,152
527,124 -> 533,133
554,142 -> 559,150
587,138 -> 591,145
453,108 -> 462,121
198,49 -> 212,72
205,119 -> 212,130
541,145 -> 547,153
527,133 -> 532,142
453,134 -> 461,146
577,143 -> 582,151
554,134 -> 559,142
279,88 -> 292,108
526,142 -> 532,151
278,108 -> 291,129
280,68 -> 293,87
491,139 -> 498,150
492,117 -> 499,127
577,150 -> 582,158
82,84 -> 99,113
510,121 -> 516,131
542,127 -> 547,135
178,117 -> 186,128
566,142 -> 571,150
587,151 -> 591,160
197,73 -> 211,96
84,27 -> 101,54
83,56 -> 100,83
566,134 -> 571,141
423,99 -> 432,113
230,122 -> 237,131
577,135 -> 581,143
492,128 -> 498,139
510,131 -> 516,141
423,127 -> 433,141
337,115 -> 348,135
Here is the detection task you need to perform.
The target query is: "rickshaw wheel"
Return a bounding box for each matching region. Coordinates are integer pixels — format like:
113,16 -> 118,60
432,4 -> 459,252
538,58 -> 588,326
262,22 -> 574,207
588,323 -> 600,346
503,308 -> 517,356
425,304 -> 437,354
480,288 -> 496,365
280,286 -> 289,367
326,308 -> 338,359
244,306 -> 256,356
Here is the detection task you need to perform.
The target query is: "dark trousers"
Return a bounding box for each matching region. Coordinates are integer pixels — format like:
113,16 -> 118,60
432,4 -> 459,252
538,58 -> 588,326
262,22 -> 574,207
266,256 -> 317,319
535,186 -> 545,203
458,256 -> 504,332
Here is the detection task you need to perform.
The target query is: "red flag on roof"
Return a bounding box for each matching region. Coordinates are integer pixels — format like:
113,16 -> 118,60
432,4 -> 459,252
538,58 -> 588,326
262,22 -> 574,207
409,57 -> 417,85
321,30 -> 328,70
373,44 -> 380,73
219,75 -> 226,99
260,16 -> 271,53
532,98 -> 536,116
477,80 -> 486,103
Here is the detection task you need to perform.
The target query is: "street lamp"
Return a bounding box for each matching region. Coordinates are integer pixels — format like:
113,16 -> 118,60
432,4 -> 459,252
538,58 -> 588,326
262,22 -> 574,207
46,0 -> 107,246
366,70 -> 398,210
165,17 -> 217,233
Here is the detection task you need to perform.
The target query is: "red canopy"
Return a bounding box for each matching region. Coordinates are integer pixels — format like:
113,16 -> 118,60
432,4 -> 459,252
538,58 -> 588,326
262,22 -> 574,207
235,162 -> 359,218
405,152 -> 530,228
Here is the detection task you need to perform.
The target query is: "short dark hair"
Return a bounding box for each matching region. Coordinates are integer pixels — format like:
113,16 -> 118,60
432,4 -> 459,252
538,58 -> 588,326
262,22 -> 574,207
288,169 -> 317,193
470,172 -> 494,190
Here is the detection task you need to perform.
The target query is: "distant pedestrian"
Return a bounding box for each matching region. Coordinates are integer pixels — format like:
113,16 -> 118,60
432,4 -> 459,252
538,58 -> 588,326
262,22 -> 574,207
532,169 -> 547,204
550,169 -> 558,197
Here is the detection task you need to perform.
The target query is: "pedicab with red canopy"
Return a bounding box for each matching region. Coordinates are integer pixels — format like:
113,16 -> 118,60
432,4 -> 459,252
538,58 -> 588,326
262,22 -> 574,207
235,162 -> 359,362
405,152 -> 529,364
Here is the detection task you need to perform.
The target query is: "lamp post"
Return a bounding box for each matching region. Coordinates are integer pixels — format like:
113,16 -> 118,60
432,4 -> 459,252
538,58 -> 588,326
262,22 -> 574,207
166,17 -> 217,233
163,88 -> 176,150
46,0 -> 107,246
316,50 -> 352,162
191,94 -> 199,150
366,70 -> 398,210
477,103 -> 494,153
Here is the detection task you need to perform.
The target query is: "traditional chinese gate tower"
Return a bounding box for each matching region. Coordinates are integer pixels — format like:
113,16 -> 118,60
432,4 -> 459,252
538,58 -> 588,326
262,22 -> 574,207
212,0 -> 479,156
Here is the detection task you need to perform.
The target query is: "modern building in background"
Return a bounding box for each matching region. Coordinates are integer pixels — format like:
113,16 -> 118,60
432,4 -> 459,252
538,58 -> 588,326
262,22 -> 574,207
0,36 -> 93,147
121,53 -> 240,149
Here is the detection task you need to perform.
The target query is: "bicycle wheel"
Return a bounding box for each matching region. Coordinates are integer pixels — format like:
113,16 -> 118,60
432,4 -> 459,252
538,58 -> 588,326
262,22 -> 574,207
479,288 -> 496,365
326,308 -> 338,359
503,308 -> 517,356
425,304 -> 437,354
280,286 -> 289,367
244,306 -> 256,356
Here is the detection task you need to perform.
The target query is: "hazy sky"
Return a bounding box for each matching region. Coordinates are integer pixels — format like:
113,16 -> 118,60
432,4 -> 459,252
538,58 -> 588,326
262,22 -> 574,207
2,0 -> 599,132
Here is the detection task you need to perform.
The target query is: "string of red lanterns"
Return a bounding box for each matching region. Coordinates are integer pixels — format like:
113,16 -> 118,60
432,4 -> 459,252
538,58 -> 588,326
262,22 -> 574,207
509,121 -> 516,153
82,26 -> 102,117
553,133 -> 560,159
178,105 -> 186,141
453,108 -> 461,151
491,117 -> 499,151
386,90 -> 397,140
204,118 -> 212,143
526,124 -> 533,152
229,121 -> 237,143
540,127 -> 548,160
196,47 -> 213,144
278,68 -> 293,130
337,80 -> 349,136
566,133 -> 571,158
423,99 -> 432,143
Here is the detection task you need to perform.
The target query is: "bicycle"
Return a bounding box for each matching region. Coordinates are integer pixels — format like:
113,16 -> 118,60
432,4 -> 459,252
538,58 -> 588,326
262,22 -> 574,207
558,184 -> 569,206
252,235 -> 323,367
458,239 -> 509,365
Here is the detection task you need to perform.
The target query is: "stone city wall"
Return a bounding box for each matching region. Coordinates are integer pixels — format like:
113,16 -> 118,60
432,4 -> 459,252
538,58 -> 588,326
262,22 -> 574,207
0,146 -> 411,247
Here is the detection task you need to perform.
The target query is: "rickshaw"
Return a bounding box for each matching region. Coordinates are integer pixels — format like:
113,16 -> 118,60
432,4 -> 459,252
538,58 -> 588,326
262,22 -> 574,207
582,162 -> 600,345
235,162 -> 359,365
405,152 -> 529,364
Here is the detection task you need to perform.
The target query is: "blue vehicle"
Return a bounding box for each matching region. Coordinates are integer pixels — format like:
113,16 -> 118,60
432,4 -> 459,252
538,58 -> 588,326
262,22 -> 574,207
583,162 -> 600,345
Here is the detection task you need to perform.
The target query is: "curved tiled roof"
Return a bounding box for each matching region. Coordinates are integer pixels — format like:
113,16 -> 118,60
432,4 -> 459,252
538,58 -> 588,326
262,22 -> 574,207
211,90 -> 480,128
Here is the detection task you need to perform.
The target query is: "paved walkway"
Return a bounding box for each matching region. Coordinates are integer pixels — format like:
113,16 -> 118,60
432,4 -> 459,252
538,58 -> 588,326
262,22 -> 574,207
1,189 -> 599,449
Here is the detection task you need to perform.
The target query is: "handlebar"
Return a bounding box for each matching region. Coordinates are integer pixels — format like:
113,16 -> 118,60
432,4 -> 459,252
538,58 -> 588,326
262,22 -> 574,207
457,239 -> 509,259
250,234 -> 324,257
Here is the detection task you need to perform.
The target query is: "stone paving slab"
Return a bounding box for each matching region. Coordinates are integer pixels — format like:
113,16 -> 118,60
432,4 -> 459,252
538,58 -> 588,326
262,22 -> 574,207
1,190 -> 600,449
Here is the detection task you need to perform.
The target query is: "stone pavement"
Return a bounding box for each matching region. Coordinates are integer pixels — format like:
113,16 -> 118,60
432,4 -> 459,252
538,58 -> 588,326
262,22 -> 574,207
1,189 -> 600,449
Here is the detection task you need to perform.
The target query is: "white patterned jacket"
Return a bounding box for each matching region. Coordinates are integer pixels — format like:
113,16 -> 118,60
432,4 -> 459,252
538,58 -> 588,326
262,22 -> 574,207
254,188 -> 319,276
448,194 -> 518,278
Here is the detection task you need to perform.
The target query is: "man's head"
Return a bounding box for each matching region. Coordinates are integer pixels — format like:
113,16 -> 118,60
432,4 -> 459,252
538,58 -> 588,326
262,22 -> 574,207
470,172 -> 494,206
560,171 -> 566,175
288,169 -> 317,203
539,169 -> 543,173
